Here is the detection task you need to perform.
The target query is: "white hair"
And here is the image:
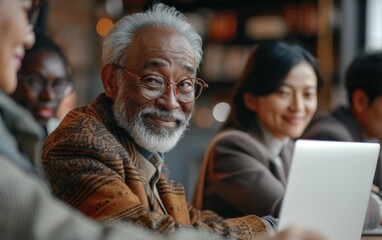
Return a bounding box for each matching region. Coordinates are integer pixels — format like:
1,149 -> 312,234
102,2 -> 203,68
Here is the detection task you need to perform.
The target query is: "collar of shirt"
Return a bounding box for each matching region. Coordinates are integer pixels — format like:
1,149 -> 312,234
134,143 -> 164,186
259,122 -> 289,158
134,143 -> 167,214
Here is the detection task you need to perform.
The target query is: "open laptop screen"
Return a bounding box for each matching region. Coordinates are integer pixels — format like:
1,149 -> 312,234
278,140 -> 380,240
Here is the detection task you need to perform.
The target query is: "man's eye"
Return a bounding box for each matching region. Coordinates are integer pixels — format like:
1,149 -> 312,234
53,78 -> 67,87
179,80 -> 193,88
142,76 -> 165,87
178,80 -> 195,93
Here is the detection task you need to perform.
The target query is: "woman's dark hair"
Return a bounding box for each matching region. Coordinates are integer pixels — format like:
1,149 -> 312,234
225,40 -> 323,131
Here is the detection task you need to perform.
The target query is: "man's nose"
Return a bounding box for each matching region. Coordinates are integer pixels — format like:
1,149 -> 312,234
157,84 -> 181,111
39,83 -> 57,101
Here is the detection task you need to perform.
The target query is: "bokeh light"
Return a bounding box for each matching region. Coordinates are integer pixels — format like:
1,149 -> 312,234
96,17 -> 113,37
194,107 -> 215,128
209,12 -> 237,41
212,102 -> 231,122
105,0 -> 123,18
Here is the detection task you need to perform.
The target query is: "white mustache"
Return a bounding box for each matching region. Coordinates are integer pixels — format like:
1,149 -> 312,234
139,108 -> 187,124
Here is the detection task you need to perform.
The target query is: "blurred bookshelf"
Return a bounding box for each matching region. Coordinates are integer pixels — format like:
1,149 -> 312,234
149,0 -> 342,112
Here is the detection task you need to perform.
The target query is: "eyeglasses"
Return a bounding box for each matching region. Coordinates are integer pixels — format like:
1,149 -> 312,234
112,63 -> 208,103
18,72 -> 74,97
24,0 -> 40,28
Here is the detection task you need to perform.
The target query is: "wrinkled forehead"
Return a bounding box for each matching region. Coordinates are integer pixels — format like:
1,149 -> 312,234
129,25 -> 197,70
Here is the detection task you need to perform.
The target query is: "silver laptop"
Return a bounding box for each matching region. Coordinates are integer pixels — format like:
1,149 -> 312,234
278,139 -> 380,240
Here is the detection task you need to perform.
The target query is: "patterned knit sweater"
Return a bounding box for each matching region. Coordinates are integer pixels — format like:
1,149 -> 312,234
42,93 -> 268,239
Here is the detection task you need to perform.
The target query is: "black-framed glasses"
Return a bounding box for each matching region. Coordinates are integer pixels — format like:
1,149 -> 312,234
112,63 -> 208,103
18,72 -> 74,97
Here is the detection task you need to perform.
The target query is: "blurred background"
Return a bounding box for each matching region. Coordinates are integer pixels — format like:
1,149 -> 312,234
35,0 -> 382,199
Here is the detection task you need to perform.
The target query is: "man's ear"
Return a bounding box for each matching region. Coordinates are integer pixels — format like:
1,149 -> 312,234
243,92 -> 258,112
101,64 -> 118,98
352,89 -> 369,115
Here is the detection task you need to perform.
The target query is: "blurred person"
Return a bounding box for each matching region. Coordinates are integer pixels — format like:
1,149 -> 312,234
0,0 -> 329,239
303,51 -> 382,188
11,33 -> 74,138
0,0 -> 40,174
302,51 -> 382,228
193,40 -> 322,219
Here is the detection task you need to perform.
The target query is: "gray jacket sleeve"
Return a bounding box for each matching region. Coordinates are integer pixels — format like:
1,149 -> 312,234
0,156 -> 222,240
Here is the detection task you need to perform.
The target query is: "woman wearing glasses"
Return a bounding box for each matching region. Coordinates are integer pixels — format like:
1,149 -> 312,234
11,33 -> 74,137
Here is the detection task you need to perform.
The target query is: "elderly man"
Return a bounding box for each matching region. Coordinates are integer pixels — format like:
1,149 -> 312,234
41,3 -> 329,240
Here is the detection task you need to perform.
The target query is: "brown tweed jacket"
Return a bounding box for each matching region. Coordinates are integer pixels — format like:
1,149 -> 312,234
42,94 -> 268,239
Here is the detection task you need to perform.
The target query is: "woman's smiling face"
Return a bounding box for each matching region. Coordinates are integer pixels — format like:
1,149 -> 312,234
0,0 -> 34,94
245,61 -> 318,140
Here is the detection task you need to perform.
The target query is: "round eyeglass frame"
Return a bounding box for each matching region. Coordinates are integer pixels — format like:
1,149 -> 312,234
26,0 -> 41,29
111,63 -> 208,103
17,72 -> 74,98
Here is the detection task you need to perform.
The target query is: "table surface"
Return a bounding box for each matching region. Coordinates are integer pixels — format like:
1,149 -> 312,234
362,227 -> 382,239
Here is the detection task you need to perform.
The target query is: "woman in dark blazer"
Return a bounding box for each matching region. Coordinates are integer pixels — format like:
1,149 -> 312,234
194,40 -> 323,218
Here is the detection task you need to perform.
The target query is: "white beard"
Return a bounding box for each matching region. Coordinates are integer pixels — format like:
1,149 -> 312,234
112,86 -> 190,153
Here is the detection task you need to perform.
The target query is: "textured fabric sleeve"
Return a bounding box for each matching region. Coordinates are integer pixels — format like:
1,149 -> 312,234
42,124 -> 179,233
188,204 -> 269,239
43,145 -> 269,239
0,156 -> 189,240
205,131 -> 285,217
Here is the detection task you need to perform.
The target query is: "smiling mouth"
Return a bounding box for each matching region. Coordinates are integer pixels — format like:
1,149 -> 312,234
147,115 -> 179,129
284,116 -> 305,125
13,57 -> 22,70
37,107 -> 54,118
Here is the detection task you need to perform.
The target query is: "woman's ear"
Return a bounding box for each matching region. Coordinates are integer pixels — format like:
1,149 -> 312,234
352,89 -> 370,115
101,64 -> 118,98
243,92 -> 258,112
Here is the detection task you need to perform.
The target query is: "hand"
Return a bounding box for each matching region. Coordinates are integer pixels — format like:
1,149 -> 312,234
264,227 -> 330,240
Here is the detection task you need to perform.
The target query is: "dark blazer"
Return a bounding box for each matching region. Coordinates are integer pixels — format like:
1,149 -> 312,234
193,122 -> 294,218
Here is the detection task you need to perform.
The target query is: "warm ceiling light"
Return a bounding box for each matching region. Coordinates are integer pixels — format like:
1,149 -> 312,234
209,12 -> 237,41
96,17 -> 113,37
